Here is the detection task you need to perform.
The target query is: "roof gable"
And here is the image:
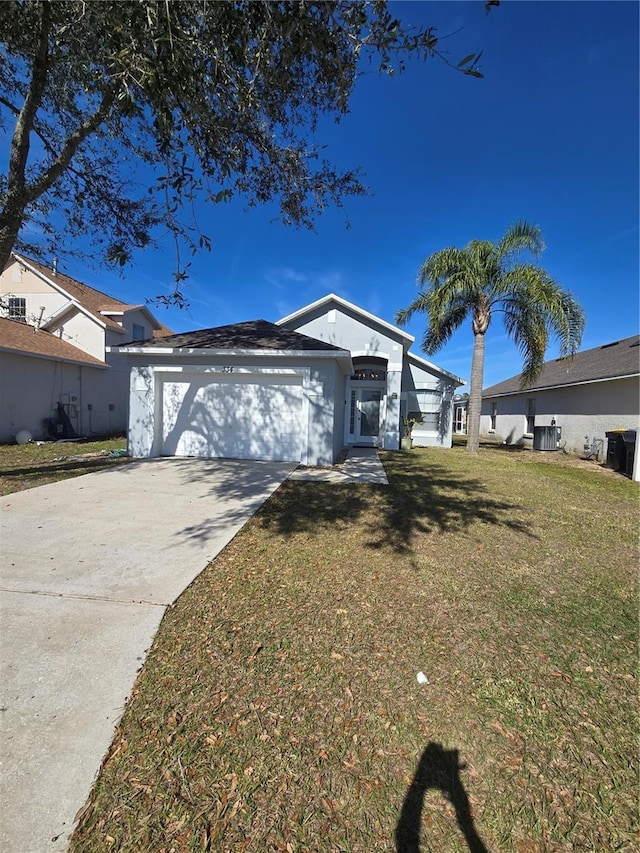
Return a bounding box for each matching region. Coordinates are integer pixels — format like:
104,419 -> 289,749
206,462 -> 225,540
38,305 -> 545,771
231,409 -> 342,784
12,254 -> 129,331
9,254 -> 172,336
483,335 -> 640,397
277,293 -> 414,345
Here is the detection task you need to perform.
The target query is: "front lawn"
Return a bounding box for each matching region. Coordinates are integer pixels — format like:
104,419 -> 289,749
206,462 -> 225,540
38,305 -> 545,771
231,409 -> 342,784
70,446 -> 638,852
0,437 -> 129,495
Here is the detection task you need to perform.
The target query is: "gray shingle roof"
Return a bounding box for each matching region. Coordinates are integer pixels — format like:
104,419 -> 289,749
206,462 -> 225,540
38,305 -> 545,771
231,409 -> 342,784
126,319 -> 346,352
483,334 -> 640,397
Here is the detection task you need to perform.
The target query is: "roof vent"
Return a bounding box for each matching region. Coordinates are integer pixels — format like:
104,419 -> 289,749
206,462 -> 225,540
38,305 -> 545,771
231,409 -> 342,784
600,341 -> 619,349
52,256 -> 58,276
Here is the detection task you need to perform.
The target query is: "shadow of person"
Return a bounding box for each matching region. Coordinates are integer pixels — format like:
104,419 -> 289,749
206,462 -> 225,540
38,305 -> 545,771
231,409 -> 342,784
395,742 -> 490,853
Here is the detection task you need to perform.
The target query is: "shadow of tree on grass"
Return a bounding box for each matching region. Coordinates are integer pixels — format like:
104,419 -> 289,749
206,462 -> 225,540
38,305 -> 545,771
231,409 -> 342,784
259,452 -> 535,552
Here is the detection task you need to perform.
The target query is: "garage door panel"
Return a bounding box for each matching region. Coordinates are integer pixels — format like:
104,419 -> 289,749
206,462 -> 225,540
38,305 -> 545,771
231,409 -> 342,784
161,374 -> 304,462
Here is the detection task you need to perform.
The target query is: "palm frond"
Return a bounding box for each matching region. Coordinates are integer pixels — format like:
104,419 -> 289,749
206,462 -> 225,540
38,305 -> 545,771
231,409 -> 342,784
500,264 -> 585,386
418,247 -> 466,287
497,220 -> 544,265
422,300 -> 469,354
395,291 -> 430,326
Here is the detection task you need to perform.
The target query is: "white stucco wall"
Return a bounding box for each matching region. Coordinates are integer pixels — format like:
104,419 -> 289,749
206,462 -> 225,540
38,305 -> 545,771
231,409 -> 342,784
300,305 -> 461,450
0,352 -> 117,441
127,354 -> 347,465
47,309 -> 105,360
105,307 -> 156,346
401,360 -> 457,448
481,377 -> 639,459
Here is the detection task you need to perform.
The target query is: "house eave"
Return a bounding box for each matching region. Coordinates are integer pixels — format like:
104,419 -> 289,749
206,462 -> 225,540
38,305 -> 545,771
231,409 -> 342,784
109,344 -> 352,358
106,305 -> 163,330
483,372 -> 640,399
407,350 -> 465,386
0,344 -> 108,369
39,299 -> 109,332
109,345 -> 354,374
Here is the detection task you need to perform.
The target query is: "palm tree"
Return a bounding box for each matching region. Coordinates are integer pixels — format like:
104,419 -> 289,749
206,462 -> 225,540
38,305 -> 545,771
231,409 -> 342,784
396,221 -> 585,453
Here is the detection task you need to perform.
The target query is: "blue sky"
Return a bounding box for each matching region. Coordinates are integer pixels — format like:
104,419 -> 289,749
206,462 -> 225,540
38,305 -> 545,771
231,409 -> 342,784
71,0 -> 638,388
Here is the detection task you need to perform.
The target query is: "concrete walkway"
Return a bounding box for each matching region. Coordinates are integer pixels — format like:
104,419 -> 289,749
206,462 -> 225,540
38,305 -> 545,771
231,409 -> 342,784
0,458 -> 295,853
289,447 -> 389,484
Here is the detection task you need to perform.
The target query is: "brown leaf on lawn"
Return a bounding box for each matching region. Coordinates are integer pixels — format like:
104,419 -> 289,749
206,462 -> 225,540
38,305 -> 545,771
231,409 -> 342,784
490,718 -> 509,738
165,815 -> 187,835
320,797 -> 335,815
167,709 -> 182,728
247,643 -> 263,660
550,669 -> 573,684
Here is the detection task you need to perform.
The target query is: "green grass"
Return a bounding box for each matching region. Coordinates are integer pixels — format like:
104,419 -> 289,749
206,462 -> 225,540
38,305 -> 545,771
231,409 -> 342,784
69,446 -> 638,852
0,437 -> 129,495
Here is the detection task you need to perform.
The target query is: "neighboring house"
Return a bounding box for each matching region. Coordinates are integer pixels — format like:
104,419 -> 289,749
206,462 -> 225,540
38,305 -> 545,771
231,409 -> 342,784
121,293 -> 464,465
0,253 -> 172,441
480,334 -> 639,465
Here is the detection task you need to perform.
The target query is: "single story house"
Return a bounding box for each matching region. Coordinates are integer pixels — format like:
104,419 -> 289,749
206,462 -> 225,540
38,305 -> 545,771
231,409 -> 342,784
480,334 -> 639,469
0,253 -> 172,441
120,293 -> 464,465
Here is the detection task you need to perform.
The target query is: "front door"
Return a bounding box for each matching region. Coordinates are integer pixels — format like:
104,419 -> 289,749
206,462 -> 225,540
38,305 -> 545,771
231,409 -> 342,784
349,387 -> 382,446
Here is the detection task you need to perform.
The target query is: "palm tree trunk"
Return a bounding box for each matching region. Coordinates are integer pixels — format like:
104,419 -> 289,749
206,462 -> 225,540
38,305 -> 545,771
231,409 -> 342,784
466,331 -> 485,454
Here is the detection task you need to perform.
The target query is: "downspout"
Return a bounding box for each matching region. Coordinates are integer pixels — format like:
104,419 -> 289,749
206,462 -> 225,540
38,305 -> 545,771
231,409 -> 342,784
78,365 -> 83,435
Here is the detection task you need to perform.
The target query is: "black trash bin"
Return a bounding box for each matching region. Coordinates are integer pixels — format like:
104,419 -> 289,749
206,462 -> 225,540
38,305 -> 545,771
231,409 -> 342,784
620,430 -> 636,478
606,429 -> 636,477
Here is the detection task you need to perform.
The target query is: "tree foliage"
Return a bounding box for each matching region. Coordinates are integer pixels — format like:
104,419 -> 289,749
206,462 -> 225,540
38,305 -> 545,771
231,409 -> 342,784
396,222 -> 585,453
0,0 -> 486,303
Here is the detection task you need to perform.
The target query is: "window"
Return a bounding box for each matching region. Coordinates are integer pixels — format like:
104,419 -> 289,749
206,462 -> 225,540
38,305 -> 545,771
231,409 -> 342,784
526,399 -> 536,434
132,323 -> 146,341
7,297 -> 26,321
406,389 -> 442,431
351,358 -> 386,381
490,402 -> 497,431
351,367 -> 386,381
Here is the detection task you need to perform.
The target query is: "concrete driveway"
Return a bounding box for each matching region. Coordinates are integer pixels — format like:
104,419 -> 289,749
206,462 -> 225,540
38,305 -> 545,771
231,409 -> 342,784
0,457 -> 295,853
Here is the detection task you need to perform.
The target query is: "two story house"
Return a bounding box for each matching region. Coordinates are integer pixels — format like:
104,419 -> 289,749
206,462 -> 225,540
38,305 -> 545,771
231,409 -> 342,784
0,253 -> 172,442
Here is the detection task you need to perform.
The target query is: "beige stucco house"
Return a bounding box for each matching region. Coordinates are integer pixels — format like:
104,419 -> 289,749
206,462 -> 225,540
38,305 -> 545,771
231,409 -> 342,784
0,253 -> 172,441
480,335 -> 639,478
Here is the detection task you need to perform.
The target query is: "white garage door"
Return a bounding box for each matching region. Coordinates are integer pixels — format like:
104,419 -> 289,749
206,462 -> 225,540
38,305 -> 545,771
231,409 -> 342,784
160,372 -> 304,462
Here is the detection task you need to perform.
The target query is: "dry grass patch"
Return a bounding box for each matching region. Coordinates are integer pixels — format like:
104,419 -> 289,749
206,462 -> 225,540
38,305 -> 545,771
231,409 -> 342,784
0,437 -> 129,495
70,446 -> 638,853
